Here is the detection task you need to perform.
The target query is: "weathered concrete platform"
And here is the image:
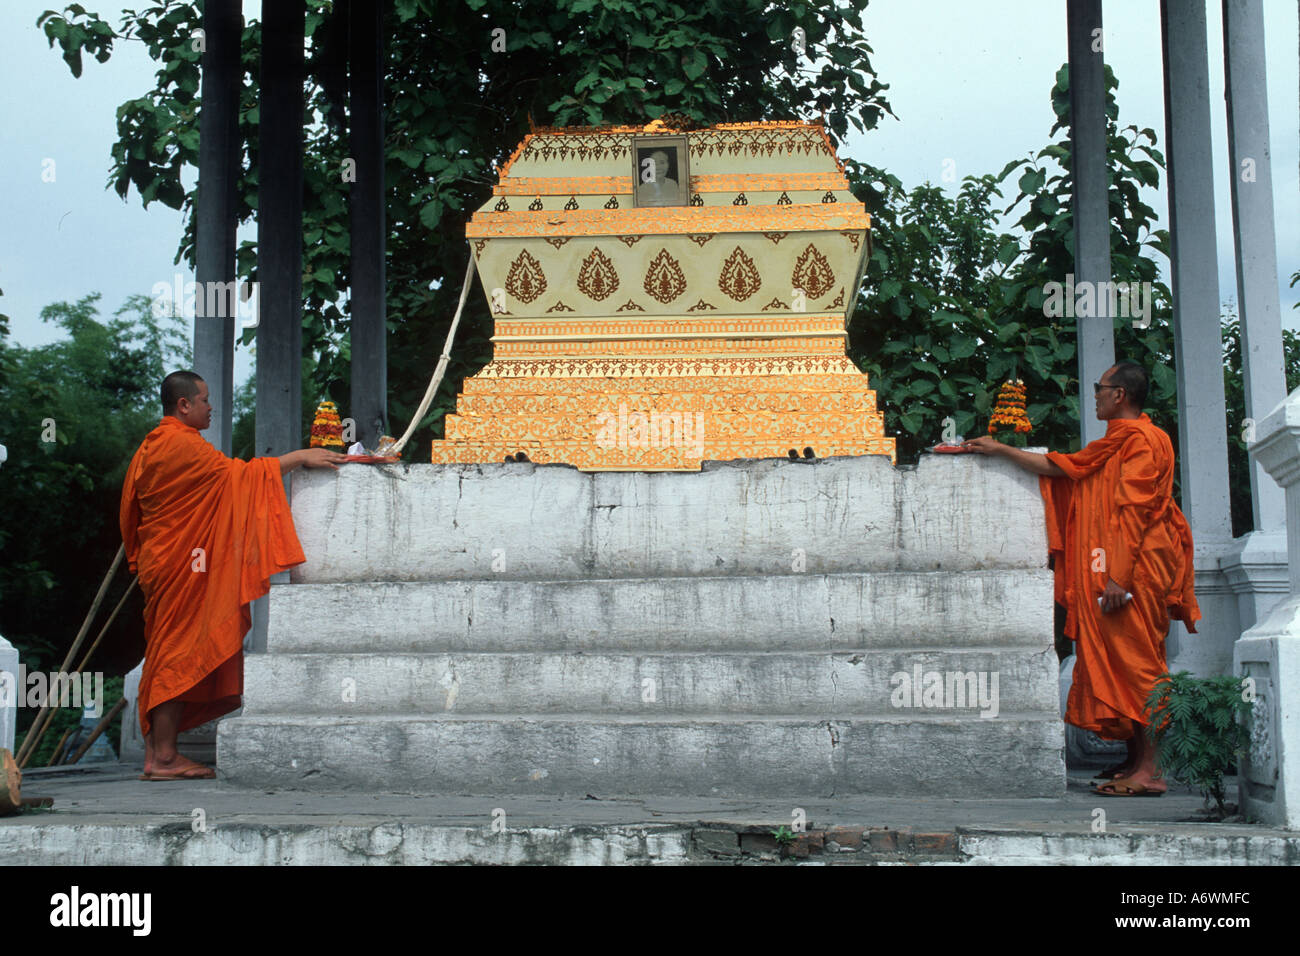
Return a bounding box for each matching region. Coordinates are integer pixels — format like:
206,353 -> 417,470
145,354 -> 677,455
219,454 -> 1067,797
3,765 -> 1295,865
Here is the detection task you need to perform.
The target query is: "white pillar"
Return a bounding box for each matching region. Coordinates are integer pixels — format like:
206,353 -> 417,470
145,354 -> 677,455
1218,0 -> 1290,634
1235,387 -> 1300,827
1161,0 -> 1239,676
0,635 -> 17,755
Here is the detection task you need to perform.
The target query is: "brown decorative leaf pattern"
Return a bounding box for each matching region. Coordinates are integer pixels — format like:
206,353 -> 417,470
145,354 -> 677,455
577,246 -> 619,301
505,250 -> 547,303
718,247 -> 761,301
643,248 -> 688,304
792,244 -> 834,299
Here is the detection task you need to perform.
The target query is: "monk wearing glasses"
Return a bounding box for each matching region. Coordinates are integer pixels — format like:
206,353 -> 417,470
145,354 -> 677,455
965,362 -> 1200,796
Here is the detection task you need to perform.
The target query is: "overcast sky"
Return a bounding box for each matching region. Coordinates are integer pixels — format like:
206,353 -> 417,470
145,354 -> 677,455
1,0 -> 1296,393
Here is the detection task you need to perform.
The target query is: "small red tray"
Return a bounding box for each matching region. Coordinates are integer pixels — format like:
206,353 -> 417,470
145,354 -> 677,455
341,454 -> 401,464
930,443 -> 976,454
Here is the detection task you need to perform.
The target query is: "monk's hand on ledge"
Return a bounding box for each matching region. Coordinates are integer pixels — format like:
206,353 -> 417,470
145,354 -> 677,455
1100,578 -> 1128,614
300,447 -> 347,470
960,436 -> 1002,456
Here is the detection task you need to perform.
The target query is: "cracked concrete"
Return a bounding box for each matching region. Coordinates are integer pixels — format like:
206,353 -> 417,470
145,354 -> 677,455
3,766 -> 1293,865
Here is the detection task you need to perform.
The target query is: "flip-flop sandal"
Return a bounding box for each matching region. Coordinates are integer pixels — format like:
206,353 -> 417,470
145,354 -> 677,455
140,765 -> 215,781
1092,780 -> 1165,797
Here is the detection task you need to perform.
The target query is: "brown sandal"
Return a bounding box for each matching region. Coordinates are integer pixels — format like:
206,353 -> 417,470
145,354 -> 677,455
1092,779 -> 1165,797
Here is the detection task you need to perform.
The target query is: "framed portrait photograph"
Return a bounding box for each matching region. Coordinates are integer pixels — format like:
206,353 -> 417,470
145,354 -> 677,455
631,134 -> 690,207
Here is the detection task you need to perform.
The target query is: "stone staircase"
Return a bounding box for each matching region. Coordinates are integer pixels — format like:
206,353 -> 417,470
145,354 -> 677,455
218,454 -> 1065,797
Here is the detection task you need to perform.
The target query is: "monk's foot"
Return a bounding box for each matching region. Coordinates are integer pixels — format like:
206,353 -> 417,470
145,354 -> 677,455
142,754 -> 215,781
1094,761 -> 1134,780
1093,773 -> 1166,797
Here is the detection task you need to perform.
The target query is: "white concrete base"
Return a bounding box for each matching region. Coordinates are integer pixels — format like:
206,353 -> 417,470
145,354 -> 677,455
1234,594 -> 1300,827
1221,529 -> 1289,632
220,454 -> 1066,797
0,635 -> 17,755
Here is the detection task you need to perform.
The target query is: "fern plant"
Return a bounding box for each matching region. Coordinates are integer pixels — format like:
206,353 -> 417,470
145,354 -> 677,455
1144,671 -> 1253,815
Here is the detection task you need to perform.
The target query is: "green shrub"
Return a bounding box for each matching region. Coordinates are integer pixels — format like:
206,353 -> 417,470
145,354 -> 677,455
1144,671 -> 1252,815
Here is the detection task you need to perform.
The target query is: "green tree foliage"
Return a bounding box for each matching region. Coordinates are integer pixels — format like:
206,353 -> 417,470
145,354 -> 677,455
849,64 -> 1176,464
37,0 -> 894,459
1222,313 -> 1300,535
847,62 -> 1296,536
0,295 -> 189,739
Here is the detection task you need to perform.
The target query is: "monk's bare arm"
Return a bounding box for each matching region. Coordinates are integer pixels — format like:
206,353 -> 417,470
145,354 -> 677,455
279,448 -> 347,473
961,436 -> 1065,476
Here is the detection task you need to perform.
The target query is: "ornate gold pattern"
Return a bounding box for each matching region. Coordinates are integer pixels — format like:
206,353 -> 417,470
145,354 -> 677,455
504,250 -> 547,303
492,315 -> 844,339
494,336 -> 842,357
576,247 -> 619,301
791,244 -> 835,299
467,203 -> 869,239
494,172 -> 850,196
433,121 -> 892,471
499,120 -> 844,176
643,248 -> 688,304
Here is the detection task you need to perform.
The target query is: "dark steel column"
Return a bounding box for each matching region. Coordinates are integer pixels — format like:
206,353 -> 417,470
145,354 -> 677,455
193,0 -> 243,453
255,0 -> 305,465
1067,0 -> 1115,447
349,0 -> 388,449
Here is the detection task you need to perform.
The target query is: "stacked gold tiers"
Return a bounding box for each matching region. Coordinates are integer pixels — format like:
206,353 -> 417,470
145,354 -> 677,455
429,120 -> 895,470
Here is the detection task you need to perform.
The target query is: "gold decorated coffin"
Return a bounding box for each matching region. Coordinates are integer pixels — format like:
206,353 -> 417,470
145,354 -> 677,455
429,119 -> 895,470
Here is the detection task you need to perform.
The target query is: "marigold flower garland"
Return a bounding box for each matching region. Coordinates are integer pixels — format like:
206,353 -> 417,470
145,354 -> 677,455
310,400 -> 345,450
988,379 -> 1032,437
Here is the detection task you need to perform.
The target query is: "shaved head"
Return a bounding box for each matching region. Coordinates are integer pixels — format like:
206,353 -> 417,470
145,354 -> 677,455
162,370 -> 204,415
1109,361 -> 1149,409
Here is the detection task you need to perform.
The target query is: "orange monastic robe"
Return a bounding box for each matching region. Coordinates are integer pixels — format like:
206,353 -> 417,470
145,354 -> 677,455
1039,414 -> 1200,739
119,417 -> 305,737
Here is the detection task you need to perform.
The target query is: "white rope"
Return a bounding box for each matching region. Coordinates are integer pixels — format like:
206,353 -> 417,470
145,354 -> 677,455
387,251 -> 477,457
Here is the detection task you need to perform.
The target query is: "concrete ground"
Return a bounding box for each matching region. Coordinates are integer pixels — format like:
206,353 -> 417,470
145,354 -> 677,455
2,763 -> 1296,865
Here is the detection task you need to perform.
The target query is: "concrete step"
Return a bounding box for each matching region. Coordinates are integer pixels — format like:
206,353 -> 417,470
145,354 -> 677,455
266,569 -> 1052,653
288,454 -> 1047,584
242,648 -> 1057,716
217,713 -> 1065,797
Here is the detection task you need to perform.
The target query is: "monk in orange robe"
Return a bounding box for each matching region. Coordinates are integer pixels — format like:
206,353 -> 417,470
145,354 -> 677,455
966,361 -> 1199,795
120,370 -> 345,780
